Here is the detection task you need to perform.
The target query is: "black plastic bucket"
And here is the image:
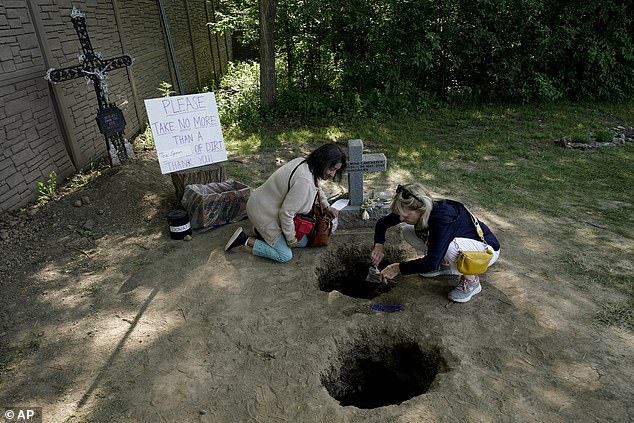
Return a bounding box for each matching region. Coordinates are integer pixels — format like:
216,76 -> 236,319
167,209 -> 192,240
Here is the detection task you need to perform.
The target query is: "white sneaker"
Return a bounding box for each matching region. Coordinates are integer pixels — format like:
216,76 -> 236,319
448,276 -> 482,303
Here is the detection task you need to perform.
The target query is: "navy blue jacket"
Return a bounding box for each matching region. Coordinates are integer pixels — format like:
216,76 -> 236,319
374,199 -> 500,275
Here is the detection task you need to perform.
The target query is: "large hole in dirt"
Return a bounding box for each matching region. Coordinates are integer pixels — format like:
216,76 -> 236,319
316,245 -> 405,299
321,333 -> 446,409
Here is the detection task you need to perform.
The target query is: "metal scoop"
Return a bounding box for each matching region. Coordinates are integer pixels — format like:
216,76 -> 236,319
365,265 -> 383,284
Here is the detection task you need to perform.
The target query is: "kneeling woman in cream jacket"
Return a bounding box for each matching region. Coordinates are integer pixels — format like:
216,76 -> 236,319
225,143 -> 346,262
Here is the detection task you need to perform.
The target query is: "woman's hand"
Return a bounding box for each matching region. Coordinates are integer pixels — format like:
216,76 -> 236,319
326,206 -> 338,219
379,262 -> 400,282
371,243 -> 385,267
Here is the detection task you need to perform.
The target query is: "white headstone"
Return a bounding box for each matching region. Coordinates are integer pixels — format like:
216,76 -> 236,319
345,139 -> 387,207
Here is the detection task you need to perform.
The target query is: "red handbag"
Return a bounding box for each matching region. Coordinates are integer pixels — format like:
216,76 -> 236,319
293,214 -> 315,241
309,191 -> 332,247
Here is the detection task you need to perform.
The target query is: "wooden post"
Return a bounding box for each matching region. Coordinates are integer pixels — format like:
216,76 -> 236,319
170,163 -> 226,205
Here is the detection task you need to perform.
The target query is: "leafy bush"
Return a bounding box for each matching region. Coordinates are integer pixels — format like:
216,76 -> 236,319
215,61 -> 262,129
215,56 -> 438,127
569,131 -> 592,144
224,0 -> 633,112
569,123 -> 592,144
594,129 -> 615,143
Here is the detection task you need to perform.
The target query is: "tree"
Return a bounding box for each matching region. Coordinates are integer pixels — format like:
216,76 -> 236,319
259,0 -> 276,106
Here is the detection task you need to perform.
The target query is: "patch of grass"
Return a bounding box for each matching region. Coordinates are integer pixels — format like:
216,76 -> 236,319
68,159 -> 109,190
229,101 -> 634,217
597,299 -> 634,330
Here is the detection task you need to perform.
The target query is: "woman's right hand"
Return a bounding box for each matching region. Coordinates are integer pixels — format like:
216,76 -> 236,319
371,243 -> 385,266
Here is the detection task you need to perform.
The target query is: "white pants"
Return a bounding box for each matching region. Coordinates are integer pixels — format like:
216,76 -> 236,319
402,224 -> 500,272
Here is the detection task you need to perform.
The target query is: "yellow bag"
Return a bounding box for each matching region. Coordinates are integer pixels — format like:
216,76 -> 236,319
456,247 -> 494,275
456,206 -> 494,275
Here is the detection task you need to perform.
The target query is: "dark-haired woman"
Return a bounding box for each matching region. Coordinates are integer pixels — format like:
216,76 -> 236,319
225,143 -> 347,262
371,182 -> 500,303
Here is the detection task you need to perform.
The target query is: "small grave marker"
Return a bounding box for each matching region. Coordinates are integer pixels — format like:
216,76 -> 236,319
345,139 -> 387,208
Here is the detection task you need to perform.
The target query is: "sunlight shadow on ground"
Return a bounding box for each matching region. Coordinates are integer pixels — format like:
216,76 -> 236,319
76,284 -> 161,409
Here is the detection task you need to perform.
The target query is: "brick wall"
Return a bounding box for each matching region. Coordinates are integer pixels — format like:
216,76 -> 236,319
0,0 -> 231,213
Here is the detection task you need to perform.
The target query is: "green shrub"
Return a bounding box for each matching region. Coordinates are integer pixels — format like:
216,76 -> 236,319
221,0 -> 634,119
37,171 -> 57,202
135,125 -> 155,151
570,129 -> 592,144
158,81 -> 175,97
215,61 -> 262,129
594,129 -> 615,143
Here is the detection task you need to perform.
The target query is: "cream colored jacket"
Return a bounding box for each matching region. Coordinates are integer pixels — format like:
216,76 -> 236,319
246,158 -> 329,246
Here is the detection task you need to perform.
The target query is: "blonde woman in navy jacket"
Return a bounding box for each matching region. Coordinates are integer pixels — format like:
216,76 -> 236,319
371,183 -> 500,303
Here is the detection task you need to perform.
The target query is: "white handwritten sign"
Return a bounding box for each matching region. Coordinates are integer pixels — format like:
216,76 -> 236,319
144,92 -> 227,174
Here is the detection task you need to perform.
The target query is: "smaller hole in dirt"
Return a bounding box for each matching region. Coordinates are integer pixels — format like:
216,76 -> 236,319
316,246 -> 404,299
321,334 -> 446,409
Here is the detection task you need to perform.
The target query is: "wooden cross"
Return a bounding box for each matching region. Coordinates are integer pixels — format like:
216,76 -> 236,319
46,6 -> 134,166
345,139 -> 387,207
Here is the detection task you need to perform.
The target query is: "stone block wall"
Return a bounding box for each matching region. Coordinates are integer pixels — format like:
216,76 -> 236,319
0,0 -> 75,211
189,0 -> 213,87
0,0 -> 231,213
117,0 -> 171,127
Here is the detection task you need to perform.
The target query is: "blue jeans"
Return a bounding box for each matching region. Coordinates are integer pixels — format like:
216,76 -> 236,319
252,234 -> 309,263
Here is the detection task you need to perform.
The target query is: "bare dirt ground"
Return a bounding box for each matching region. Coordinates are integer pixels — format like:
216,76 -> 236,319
0,148 -> 632,423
